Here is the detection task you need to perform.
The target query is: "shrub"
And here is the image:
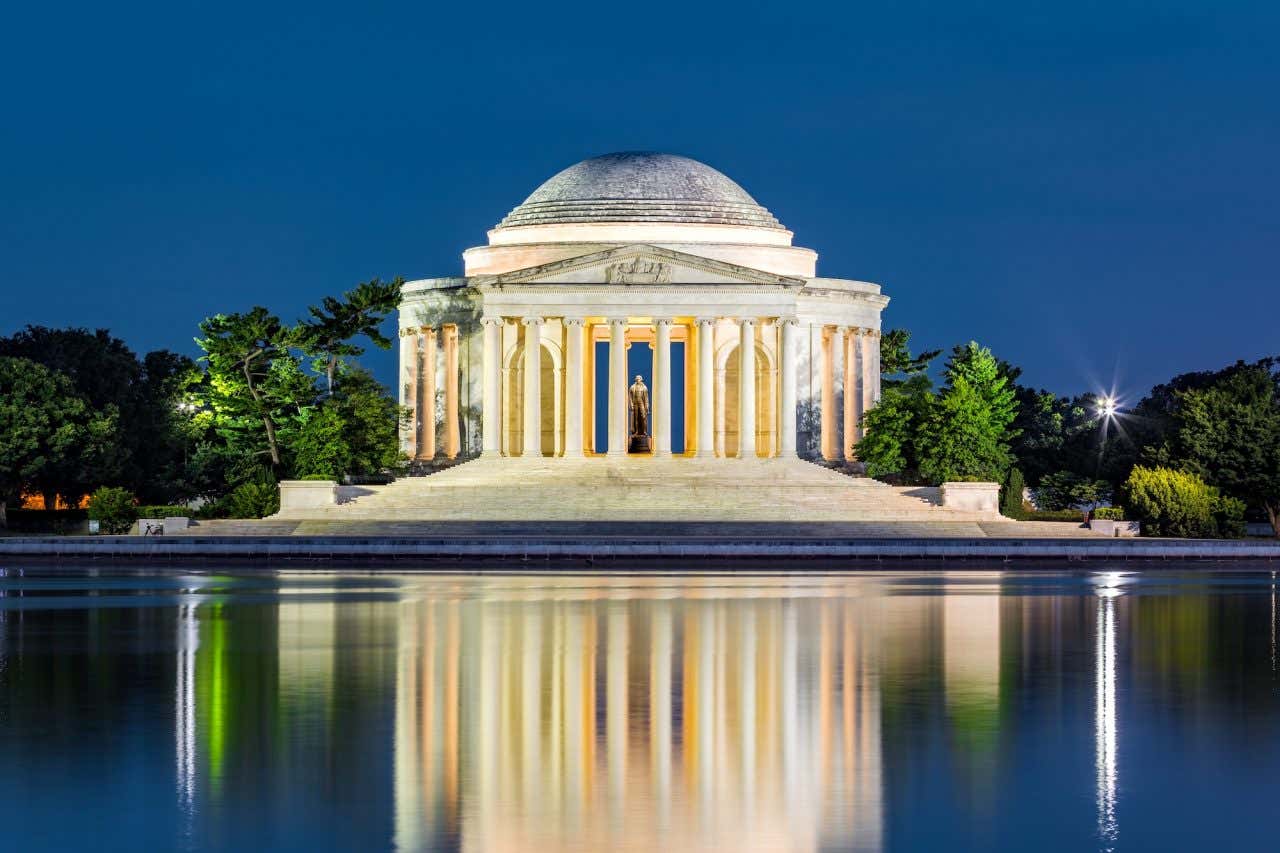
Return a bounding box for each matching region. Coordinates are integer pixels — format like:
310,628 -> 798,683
1035,471 -> 1113,512
1001,468 -> 1026,518
226,482 -> 280,519
298,474 -> 337,481
193,497 -> 231,519
136,505 -> 189,518
87,486 -> 138,534
1123,465 -> 1244,538
1215,496 -> 1247,539
1003,508 -> 1084,523
1092,506 -> 1126,521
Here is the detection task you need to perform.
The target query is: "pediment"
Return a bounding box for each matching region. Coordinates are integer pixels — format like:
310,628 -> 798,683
482,245 -> 805,287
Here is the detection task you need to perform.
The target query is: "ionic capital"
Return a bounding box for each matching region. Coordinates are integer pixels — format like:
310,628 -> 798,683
481,316 -> 503,328
520,316 -> 544,327
654,317 -> 673,328
562,317 -> 585,327
695,317 -> 718,327
606,317 -> 629,327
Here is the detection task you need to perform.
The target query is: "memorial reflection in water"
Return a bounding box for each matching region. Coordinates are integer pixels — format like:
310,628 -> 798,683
8,570 -> 1280,852
390,584 -> 885,852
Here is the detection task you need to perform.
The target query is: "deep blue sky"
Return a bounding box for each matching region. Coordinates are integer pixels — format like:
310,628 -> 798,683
2,1 -> 1276,399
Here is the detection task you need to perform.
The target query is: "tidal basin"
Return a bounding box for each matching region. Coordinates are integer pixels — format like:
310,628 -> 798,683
2,568 -> 1278,852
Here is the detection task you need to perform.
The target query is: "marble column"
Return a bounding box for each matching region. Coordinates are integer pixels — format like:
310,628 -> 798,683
824,326 -> 845,462
780,318 -> 798,457
738,318 -> 757,459
696,318 -> 715,458
399,330 -> 419,458
865,329 -> 880,407
820,326 -> 835,460
521,317 -> 543,457
420,327 -> 437,461
853,328 -> 868,446
654,318 -> 672,457
444,324 -> 460,459
563,318 -> 585,457
481,318 -> 502,457
844,327 -> 858,461
607,319 -> 627,456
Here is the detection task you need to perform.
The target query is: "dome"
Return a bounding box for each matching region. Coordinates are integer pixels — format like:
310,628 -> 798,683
495,152 -> 786,231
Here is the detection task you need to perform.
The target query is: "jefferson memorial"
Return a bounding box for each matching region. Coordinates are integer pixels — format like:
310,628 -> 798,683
397,152 -> 885,464
275,153 -> 1015,524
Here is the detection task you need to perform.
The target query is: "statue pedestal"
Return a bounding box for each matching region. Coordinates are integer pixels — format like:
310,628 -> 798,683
628,434 -> 651,454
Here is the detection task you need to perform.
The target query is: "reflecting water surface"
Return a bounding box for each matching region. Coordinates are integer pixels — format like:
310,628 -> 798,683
2,568 -> 1279,851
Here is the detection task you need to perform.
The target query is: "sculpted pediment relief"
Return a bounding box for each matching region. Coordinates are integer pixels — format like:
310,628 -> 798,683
483,245 -> 804,287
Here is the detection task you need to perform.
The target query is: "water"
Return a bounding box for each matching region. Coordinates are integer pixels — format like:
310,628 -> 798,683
1,567 -> 1278,852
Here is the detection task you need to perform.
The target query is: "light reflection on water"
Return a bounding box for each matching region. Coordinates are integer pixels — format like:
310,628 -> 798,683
2,568 -> 1279,852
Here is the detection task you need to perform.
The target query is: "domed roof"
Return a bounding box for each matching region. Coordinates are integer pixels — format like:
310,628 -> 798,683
495,152 -> 786,231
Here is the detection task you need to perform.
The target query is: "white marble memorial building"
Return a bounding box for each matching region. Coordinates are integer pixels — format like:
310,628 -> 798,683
398,152 -> 887,466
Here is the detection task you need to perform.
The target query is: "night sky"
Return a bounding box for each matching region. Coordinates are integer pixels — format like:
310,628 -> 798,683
2,0 -> 1276,400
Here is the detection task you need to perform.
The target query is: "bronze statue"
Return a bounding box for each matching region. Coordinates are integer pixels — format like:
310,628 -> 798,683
628,375 -> 651,453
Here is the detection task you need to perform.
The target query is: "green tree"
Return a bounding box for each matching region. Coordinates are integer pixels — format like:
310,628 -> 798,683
0,358 -> 119,526
1166,360 -> 1280,536
1002,468 -> 1026,517
945,342 -> 1019,432
292,407 -> 352,479
297,278 -> 402,395
328,367 -> 407,474
915,343 -> 1019,484
196,308 -> 312,469
857,374 -> 933,480
0,326 -> 198,503
879,329 -> 941,388
917,375 -> 1010,483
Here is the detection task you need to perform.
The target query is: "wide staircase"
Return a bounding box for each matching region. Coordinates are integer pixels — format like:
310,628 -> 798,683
276,457 -> 966,522
231,457 -> 1103,537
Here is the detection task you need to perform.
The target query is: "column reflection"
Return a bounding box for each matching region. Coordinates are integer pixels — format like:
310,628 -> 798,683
392,592 -> 886,852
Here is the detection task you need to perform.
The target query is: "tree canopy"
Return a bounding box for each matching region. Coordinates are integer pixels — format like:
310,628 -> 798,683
0,357 -> 119,524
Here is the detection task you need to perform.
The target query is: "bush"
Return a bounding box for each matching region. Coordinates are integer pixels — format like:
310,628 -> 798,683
1034,471 -> 1112,512
297,474 -> 337,481
193,497 -> 231,519
1092,506 -> 1126,521
87,486 -> 138,534
1123,465 -> 1244,539
226,482 -> 280,519
1003,507 -> 1084,523
2,509 -> 88,535
137,505 -> 189,518
1001,468 -> 1026,517
1215,496 -> 1247,539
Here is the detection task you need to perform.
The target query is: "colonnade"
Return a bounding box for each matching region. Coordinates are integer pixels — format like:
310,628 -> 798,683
398,324 -> 462,461
402,317 -> 880,462
477,316 -> 796,459
820,324 -> 882,463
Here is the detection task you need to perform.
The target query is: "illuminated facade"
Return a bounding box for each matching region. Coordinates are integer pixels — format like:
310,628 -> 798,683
396,152 -> 887,462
